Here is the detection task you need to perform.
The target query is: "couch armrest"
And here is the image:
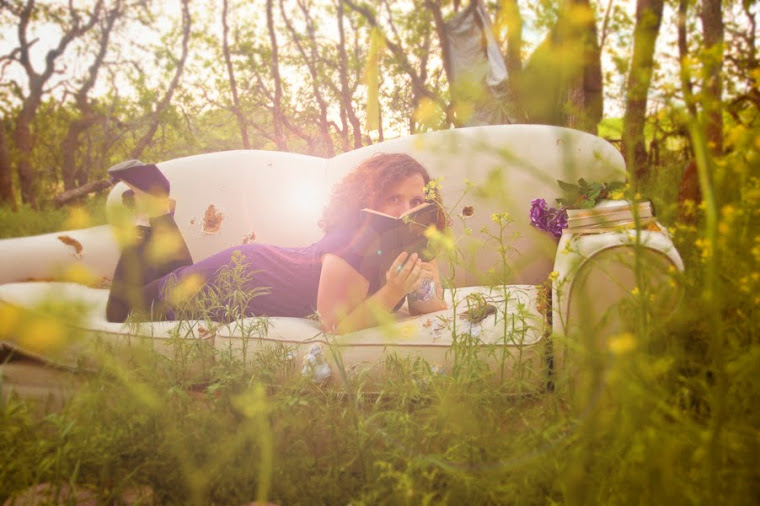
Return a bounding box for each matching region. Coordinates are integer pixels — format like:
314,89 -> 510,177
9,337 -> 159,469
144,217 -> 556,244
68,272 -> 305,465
551,223 -> 684,338
0,225 -> 120,286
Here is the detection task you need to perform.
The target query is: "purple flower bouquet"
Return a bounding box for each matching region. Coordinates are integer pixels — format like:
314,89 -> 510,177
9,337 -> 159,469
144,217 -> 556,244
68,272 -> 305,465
529,199 -> 568,238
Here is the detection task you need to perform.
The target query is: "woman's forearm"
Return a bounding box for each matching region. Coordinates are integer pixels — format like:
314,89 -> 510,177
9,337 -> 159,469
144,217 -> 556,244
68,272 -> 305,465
334,283 -> 406,334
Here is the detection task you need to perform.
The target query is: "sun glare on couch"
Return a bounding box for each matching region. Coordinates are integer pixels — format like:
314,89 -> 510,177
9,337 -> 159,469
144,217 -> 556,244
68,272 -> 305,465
289,180 -> 327,217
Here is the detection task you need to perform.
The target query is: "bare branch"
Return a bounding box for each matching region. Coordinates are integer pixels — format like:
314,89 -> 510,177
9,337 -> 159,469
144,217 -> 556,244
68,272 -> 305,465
266,0 -> 287,150
222,0 -> 250,148
599,0 -> 614,50
17,0 -> 36,77
336,0 -> 362,148
61,0 -> 122,189
281,0 -> 335,155
677,0 -> 698,118
129,0 -> 192,159
342,0 -> 447,113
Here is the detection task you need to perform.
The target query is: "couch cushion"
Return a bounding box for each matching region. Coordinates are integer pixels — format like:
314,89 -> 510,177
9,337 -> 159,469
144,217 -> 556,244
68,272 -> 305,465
0,281 -> 547,389
0,225 -> 120,286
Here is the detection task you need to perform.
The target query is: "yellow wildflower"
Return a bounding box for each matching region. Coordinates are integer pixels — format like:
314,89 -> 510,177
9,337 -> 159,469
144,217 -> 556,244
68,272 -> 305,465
725,124 -> 747,149
609,333 -> 637,354
64,207 -> 91,229
491,212 -> 512,225
752,244 -> 760,262
424,225 -> 455,254
146,232 -> 186,266
166,274 -> 206,306
608,189 -> 625,200
413,97 -> 442,128
0,303 -> 21,337
752,67 -> 760,88
20,316 -> 66,353
695,237 -> 712,260
62,264 -> 99,286
424,178 -> 443,201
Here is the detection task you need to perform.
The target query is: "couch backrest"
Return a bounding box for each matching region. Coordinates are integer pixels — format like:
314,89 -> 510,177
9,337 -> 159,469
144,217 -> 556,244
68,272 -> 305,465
107,150 -> 329,263
105,125 -> 625,287
327,125 -> 626,285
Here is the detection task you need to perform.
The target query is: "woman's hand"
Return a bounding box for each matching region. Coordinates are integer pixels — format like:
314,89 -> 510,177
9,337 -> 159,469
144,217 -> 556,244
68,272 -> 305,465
385,252 -> 424,296
317,252 -> 445,334
407,258 -> 447,315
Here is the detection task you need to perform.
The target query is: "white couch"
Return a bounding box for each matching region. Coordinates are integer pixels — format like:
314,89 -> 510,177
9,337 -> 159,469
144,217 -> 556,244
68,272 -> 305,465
0,125 -> 683,394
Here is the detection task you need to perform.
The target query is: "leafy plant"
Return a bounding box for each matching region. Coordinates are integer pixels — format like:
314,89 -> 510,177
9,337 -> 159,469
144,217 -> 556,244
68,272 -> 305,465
556,178 -> 626,209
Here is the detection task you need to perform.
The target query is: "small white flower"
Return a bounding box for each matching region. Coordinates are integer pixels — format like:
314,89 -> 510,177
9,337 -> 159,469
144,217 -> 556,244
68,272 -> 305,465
301,344 -> 331,383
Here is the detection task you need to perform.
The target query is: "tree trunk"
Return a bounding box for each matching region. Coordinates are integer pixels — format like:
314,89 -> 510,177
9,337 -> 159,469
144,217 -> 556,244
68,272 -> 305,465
62,122 -> 84,190
428,0 -> 454,88
428,0 -> 462,127
622,0 -> 664,182
598,0 -> 614,51
10,0 -> 105,209
700,0 -> 724,154
222,0 -> 251,150
14,105 -> 38,209
564,0 -> 604,134
516,1 -> 601,131
500,0 -> 523,82
60,2 -> 120,191
677,0 -> 698,118
336,0 -> 363,149
0,121 -> 17,211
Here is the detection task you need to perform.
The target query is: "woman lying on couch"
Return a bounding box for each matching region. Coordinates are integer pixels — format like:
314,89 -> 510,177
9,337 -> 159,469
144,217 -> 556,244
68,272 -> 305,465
106,153 -> 447,333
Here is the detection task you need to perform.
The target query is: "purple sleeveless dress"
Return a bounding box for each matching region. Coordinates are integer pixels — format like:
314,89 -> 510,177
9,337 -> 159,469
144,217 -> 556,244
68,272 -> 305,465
106,213 -> 400,322
151,227 -> 390,320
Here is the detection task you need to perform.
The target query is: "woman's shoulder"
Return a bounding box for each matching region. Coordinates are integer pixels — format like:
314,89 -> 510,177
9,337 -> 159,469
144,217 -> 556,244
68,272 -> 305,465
316,225 -> 368,266
317,225 -> 360,250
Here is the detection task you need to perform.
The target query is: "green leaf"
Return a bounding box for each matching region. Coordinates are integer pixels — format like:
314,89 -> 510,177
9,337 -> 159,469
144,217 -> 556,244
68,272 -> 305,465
608,181 -> 625,191
557,179 -> 577,192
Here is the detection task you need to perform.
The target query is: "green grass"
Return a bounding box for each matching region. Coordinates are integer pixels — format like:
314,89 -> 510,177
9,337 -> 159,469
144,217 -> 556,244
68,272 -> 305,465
0,194 -> 108,240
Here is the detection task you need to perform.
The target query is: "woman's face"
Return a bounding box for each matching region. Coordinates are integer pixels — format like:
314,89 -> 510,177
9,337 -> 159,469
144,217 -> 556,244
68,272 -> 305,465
374,173 -> 426,217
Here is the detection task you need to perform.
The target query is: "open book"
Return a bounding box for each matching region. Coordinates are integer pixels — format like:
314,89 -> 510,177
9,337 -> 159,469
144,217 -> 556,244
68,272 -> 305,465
355,202 -> 442,279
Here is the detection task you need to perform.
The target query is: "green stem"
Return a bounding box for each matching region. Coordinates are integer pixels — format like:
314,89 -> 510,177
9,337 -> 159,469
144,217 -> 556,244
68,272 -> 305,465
689,120 -> 725,503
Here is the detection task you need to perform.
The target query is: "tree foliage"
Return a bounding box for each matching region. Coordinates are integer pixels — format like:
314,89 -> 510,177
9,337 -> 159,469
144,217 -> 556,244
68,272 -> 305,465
0,0 -> 755,207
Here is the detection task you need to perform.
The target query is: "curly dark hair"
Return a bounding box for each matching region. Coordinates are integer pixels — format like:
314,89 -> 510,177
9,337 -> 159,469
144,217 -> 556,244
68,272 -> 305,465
320,152 -> 444,233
